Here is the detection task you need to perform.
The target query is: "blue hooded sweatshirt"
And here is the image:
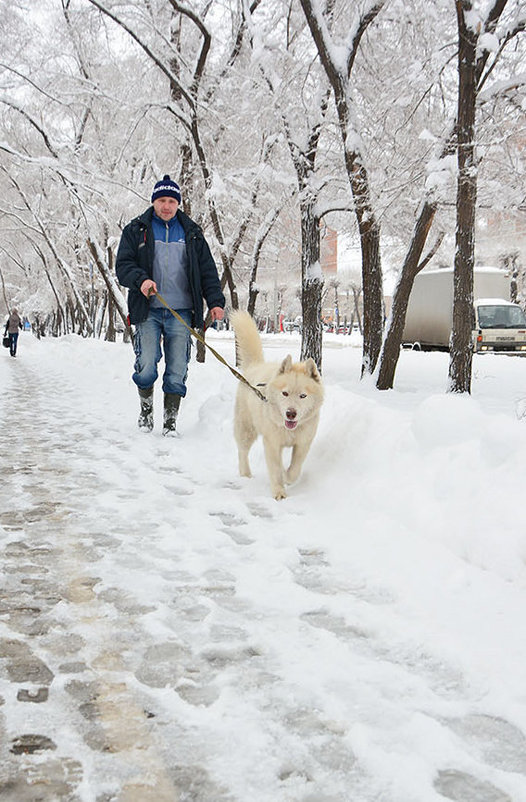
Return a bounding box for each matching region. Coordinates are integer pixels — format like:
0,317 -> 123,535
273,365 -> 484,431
149,212 -> 193,311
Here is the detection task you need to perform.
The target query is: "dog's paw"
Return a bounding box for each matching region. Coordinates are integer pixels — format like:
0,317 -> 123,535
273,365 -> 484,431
273,487 -> 287,501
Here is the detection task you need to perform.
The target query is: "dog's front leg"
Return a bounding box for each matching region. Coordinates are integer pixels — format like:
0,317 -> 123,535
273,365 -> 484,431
263,439 -> 286,500
238,448 -> 252,478
234,405 -> 256,478
286,436 -> 314,485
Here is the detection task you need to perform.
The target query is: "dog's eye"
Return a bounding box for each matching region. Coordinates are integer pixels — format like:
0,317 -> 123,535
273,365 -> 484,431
299,393 -> 307,399
282,391 -> 289,397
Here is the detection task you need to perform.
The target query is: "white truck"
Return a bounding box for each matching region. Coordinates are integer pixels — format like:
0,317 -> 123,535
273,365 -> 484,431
402,266 -> 526,353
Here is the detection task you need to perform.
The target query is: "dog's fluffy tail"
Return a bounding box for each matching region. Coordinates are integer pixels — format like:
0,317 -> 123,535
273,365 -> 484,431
230,310 -> 264,367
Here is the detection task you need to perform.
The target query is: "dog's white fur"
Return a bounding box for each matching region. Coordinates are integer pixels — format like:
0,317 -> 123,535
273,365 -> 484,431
231,311 -> 324,500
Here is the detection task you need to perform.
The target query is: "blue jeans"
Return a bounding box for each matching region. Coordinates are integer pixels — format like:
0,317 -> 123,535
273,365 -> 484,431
8,332 -> 18,356
132,308 -> 191,396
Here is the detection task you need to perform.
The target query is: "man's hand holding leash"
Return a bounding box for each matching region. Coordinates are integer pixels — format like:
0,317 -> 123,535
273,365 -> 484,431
141,279 -> 223,322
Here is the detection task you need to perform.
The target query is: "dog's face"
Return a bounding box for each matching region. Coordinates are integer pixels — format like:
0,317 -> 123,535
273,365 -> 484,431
267,355 -> 324,430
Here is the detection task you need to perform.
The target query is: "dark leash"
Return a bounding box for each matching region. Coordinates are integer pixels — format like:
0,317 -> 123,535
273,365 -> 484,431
150,291 -> 267,402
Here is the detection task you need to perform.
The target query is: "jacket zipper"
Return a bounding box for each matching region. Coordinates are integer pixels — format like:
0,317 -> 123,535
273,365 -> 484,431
163,223 -> 170,292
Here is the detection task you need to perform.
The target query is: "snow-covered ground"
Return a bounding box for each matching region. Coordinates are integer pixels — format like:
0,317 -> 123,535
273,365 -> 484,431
1,329 -> 526,802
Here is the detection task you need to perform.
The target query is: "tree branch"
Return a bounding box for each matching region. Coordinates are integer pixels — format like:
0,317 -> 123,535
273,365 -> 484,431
167,0 -> 211,97
86,0 -> 195,109
416,230 -> 445,272
347,2 -> 386,75
0,98 -> 59,159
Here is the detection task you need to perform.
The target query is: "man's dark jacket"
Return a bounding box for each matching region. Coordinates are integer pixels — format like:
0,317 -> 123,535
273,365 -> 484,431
116,207 -> 225,328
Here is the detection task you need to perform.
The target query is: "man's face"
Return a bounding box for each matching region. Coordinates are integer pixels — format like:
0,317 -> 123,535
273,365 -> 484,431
153,196 -> 179,221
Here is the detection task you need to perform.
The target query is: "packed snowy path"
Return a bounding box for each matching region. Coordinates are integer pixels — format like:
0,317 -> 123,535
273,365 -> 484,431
2,333 -> 526,801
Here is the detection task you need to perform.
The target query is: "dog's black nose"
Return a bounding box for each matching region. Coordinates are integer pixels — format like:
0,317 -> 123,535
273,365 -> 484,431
286,408 -> 297,420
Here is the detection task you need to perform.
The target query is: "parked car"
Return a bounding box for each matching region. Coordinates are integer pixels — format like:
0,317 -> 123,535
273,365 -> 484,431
283,319 -> 302,333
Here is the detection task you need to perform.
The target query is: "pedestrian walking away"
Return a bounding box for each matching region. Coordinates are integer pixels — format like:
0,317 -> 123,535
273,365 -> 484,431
116,174 -> 225,435
4,308 -> 23,358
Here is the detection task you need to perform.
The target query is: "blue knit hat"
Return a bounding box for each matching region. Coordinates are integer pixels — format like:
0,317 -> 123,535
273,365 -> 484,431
151,174 -> 181,204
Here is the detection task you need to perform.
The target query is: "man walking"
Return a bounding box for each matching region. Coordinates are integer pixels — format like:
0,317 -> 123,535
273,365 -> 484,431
116,175 -> 225,435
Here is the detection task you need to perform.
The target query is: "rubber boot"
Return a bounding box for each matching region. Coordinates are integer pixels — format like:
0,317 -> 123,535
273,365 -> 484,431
163,393 -> 181,437
138,386 -> 154,432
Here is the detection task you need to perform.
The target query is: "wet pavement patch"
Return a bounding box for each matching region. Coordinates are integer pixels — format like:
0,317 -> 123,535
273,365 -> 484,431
0,638 -> 54,685
17,687 -> 49,703
10,734 -> 57,754
58,661 -> 88,674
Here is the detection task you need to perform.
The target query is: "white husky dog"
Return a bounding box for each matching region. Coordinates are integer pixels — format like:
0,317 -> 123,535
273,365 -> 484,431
231,311 -> 324,500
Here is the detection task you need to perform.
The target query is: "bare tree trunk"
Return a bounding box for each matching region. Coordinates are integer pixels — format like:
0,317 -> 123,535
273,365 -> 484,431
376,202 -> 438,389
300,197 -> 323,370
245,3 -> 330,370
32,243 -> 68,335
298,0 -> 386,377
247,207 -> 281,318
351,287 -> 362,333
448,0 -> 479,394
0,267 -> 9,313
338,96 -> 384,374
87,239 -> 131,338
105,291 -> 116,342
179,143 -> 195,219
354,193 -> 383,375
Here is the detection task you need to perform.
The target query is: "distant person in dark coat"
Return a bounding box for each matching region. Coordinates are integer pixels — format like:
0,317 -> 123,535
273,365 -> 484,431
116,175 -> 225,435
4,309 -> 22,357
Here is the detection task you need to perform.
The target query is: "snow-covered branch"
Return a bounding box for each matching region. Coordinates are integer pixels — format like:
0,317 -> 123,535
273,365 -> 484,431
0,98 -> 59,159
86,0 -> 195,109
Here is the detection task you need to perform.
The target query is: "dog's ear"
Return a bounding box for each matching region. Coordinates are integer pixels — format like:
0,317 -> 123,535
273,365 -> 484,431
305,358 -> 321,382
278,355 -> 293,374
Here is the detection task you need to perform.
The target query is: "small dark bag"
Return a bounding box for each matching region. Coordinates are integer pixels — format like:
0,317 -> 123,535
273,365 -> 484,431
3,336 -> 10,348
